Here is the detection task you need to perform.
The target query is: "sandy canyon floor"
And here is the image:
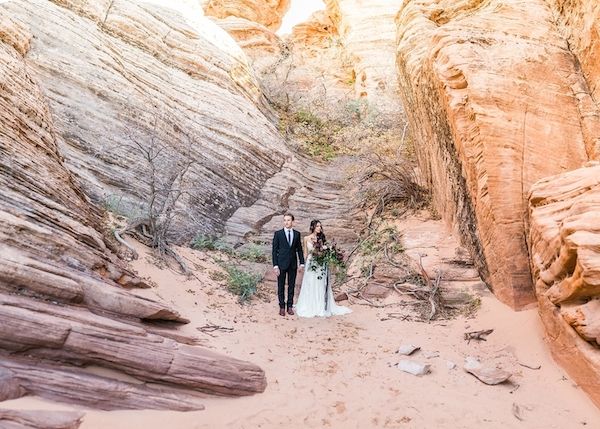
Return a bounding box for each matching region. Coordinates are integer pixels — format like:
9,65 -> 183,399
4,215 -> 600,429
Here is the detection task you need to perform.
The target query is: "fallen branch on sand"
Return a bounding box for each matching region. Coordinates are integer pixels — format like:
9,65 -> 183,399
114,218 -> 189,274
196,324 -> 235,337
518,362 -> 541,370
512,403 -> 524,421
464,329 -> 494,343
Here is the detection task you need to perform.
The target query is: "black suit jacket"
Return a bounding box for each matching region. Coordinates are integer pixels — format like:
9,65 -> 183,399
272,229 -> 305,270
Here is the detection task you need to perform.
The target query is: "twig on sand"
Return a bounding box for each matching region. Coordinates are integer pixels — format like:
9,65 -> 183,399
518,362 -> 541,370
114,225 -> 139,260
416,255 -> 443,322
464,329 -> 494,343
382,313 -> 413,321
196,324 -> 234,337
512,403 -> 524,421
428,271 -> 442,322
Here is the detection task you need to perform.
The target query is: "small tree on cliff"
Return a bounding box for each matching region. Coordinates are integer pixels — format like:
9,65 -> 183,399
113,106 -> 197,273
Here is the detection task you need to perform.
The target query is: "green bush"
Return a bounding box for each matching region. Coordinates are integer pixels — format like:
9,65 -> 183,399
237,243 -> 268,263
224,265 -> 261,303
103,194 -> 141,218
191,234 -> 234,254
294,109 -> 323,127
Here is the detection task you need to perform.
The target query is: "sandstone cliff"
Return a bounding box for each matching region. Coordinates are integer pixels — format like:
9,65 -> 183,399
549,0 -> 600,159
528,162 -> 600,407
3,0 -> 288,241
0,1 -> 269,409
396,0 -> 600,409
324,0 -> 403,113
204,0 -> 290,31
396,0 -> 594,309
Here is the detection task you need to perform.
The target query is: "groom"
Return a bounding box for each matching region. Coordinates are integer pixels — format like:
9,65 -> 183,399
272,213 -> 305,316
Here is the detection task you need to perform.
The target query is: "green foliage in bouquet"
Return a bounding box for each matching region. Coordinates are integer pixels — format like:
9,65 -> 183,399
309,239 -> 346,280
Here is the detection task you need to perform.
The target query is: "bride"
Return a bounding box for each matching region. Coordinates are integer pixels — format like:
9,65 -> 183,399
296,220 -> 352,318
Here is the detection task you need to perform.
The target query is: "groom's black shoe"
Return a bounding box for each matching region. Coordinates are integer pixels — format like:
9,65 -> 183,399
287,307 -> 294,316
279,308 -> 285,317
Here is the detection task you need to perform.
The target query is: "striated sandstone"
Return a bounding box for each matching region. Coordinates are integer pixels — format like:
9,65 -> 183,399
0,6 -> 266,408
0,409 -> 84,429
548,0 -> 600,158
290,10 -> 337,51
210,16 -> 283,54
324,0 -> 404,111
3,0 -> 288,240
528,162 -> 600,407
204,0 -> 290,31
396,0 -> 596,309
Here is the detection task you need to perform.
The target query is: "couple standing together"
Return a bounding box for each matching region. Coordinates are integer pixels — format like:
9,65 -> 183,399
271,213 -> 351,318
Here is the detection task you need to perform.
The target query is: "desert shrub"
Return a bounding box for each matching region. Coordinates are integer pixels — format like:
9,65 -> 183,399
224,265 -> 261,303
191,233 -> 235,254
237,243 -> 268,263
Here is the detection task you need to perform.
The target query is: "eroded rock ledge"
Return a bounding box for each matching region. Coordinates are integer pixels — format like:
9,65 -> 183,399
0,5 -> 265,409
395,0 -> 594,309
527,162 -> 600,407
3,0 -> 288,239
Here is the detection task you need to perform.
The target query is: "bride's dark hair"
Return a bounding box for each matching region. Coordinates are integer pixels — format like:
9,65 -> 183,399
309,219 -> 326,243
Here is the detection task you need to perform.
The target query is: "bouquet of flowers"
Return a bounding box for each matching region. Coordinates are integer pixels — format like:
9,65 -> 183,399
309,238 -> 346,279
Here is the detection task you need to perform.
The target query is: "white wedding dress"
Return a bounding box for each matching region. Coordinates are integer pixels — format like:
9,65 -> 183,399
296,239 -> 352,318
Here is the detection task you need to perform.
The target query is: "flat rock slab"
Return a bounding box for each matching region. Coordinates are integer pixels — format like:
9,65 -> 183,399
396,344 -> 420,356
396,359 -> 431,376
0,410 -> 84,429
464,357 -> 511,385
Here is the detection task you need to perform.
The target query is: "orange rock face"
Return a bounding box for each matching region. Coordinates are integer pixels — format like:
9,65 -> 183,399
527,162 -> 600,407
204,0 -> 290,31
324,0 -> 403,105
290,10 -> 337,50
549,0 -> 600,158
548,0 -> 600,159
211,16 -> 282,54
395,0 -> 594,309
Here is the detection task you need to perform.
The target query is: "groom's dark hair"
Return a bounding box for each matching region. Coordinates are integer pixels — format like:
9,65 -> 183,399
283,212 -> 295,221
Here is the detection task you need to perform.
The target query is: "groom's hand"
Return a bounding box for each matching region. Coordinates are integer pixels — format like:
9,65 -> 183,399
273,266 -> 280,277
299,264 -> 304,271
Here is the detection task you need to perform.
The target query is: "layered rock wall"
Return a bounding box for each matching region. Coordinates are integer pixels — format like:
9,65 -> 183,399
0,1 -> 268,409
549,0 -> 600,158
396,0 -> 600,407
396,0 -> 593,309
325,0 -> 403,109
527,162 -> 600,407
204,0 -> 290,31
3,0 -> 288,240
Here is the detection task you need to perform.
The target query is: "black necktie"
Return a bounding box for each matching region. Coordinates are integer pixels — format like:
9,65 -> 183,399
287,230 -> 291,245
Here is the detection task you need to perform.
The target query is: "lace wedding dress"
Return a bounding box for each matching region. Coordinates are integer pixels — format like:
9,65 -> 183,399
296,239 -> 352,318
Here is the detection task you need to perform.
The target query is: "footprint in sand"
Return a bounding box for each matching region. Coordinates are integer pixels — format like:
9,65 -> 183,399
334,401 -> 346,414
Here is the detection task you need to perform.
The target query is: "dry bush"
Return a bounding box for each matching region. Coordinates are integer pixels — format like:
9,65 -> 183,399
343,120 -> 429,222
108,107 -> 200,273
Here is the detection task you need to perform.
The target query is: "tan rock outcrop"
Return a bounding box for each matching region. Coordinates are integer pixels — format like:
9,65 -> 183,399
0,3 -> 266,408
325,0 -> 404,110
549,0 -> 600,158
528,162 -> 600,407
396,0 -> 596,309
3,0 -> 288,240
204,0 -> 290,31
211,16 -> 282,54
0,409 -> 84,429
290,10 -> 337,50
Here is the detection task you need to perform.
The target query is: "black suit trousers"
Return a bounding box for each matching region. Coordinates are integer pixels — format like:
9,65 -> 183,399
277,265 -> 297,309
